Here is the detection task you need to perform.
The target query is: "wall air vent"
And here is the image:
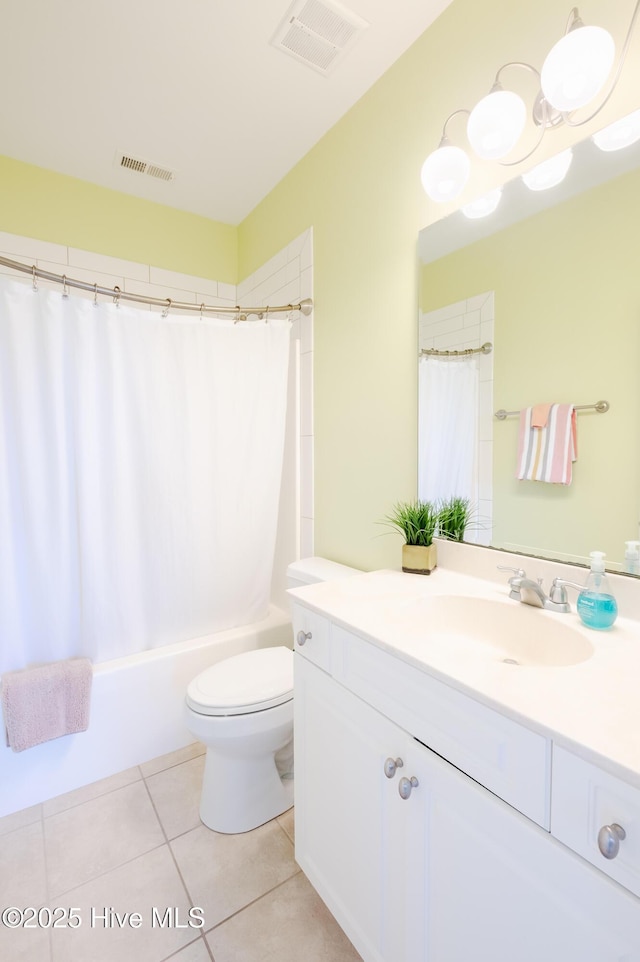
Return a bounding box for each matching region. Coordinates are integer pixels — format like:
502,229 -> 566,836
271,0 -> 369,76
116,152 -> 176,183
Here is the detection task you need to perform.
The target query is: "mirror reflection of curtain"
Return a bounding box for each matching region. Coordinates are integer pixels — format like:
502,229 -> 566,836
0,277 -> 291,673
418,356 -> 479,506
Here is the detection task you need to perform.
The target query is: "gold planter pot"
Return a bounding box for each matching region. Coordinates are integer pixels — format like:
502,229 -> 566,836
402,543 -> 437,575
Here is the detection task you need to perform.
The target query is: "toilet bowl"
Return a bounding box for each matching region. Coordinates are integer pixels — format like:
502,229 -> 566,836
184,557 -> 360,834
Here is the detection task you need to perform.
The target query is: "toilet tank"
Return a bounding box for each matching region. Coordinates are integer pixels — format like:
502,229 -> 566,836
286,556 -> 361,589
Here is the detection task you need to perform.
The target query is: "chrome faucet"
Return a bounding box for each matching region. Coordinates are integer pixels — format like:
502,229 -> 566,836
497,566 -> 575,613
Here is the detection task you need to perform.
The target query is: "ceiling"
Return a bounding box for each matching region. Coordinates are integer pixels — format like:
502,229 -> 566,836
0,0 -> 453,225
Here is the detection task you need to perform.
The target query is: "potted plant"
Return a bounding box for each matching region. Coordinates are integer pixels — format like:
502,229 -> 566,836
382,499 -> 439,574
436,496 -> 475,543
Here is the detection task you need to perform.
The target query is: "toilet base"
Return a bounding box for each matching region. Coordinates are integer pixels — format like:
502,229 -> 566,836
200,743 -> 294,834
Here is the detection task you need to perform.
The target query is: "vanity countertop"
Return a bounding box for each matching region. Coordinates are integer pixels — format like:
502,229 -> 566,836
289,567 -> 640,788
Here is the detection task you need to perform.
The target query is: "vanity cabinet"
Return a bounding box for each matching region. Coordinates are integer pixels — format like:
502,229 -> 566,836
292,604 -> 640,962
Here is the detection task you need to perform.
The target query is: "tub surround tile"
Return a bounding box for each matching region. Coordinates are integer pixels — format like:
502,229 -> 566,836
45,781 -> 165,898
146,755 -> 206,840
171,821 -> 298,930
206,872 -> 363,962
68,248 -> 149,282
49,846 -> 198,962
43,766 -> 142,818
0,231 -> 68,264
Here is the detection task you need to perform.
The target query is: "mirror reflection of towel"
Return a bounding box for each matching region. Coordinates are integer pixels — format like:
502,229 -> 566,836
516,403 -> 577,485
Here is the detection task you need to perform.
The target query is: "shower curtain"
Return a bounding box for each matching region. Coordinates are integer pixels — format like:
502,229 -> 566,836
418,356 -> 479,504
0,277 -> 291,672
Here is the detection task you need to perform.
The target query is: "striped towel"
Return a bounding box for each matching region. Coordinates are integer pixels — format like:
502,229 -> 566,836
516,403 -> 577,484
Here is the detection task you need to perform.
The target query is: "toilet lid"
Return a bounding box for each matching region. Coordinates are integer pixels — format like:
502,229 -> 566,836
186,646 -> 294,716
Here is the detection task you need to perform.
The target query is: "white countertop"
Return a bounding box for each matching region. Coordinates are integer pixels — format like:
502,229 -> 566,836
289,566 -> 640,787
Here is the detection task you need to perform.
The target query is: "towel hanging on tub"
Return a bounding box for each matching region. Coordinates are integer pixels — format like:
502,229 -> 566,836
516,403 -> 577,485
1,657 -> 93,752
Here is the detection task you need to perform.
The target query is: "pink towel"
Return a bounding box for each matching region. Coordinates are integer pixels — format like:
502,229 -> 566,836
516,403 -> 577,484
531,402 -> 552,428
1,658 -> 92,752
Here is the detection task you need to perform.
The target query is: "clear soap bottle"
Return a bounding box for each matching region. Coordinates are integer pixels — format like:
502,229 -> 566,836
624,541 -> 640,575
576,551 -> 618,630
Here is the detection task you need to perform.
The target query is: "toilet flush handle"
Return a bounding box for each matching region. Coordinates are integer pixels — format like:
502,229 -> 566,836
296,630 -> 312,646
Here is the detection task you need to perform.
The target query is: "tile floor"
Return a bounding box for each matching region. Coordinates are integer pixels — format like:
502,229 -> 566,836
0,742 -> 363,962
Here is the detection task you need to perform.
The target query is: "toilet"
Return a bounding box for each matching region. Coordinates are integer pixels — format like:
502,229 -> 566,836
184,556 -> 360,834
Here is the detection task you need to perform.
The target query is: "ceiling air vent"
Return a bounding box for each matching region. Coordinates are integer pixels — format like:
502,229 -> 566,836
271,0 -> 369,76
116,152 -> 176,183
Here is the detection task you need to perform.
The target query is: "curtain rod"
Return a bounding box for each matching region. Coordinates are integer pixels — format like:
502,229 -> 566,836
494,400 -> 610,420
0,255 -> 313,321
420,341 -> 492,358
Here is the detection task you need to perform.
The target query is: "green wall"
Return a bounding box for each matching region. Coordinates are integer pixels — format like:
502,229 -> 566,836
2,0 -> 639,571
420,167 -> 640,565
238,0 -> 640,570
0,155 -> 237,283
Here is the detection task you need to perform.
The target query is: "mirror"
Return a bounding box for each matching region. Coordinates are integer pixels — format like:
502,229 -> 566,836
418,131 -> 640,573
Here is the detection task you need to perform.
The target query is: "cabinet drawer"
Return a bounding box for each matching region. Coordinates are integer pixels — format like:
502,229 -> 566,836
291,602 -> 332,672
333,624 -> 551,828
551,746 -> 640,898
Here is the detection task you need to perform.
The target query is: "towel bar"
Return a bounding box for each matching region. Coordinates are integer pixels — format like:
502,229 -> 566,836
494,400 -> 610,420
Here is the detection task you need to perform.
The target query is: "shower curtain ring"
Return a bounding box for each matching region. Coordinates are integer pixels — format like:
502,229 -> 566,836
32,266 -> 38,292
62,275 -> 69,298
93,282 -> 99,307
200,303 -> 205,319
113,286 -> 121,307
162,298 -> 172,318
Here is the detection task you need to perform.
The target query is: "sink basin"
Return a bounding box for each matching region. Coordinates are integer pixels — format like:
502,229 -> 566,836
400,594 -> 594,667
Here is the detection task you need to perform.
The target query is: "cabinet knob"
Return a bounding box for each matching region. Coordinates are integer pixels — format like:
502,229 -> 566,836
296,630 -> 312,646
383,757 -> 404,779
597,823 -> 626,859
398,776 -> 419,800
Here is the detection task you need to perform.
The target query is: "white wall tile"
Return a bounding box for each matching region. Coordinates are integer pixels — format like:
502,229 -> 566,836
301,435 -> 314,519
149,266 -> 220,299
68,248 -> 149,282
0,231 -> 68,264
300,351 -> 313,438
301,517 -> 314,558
36,260 -> 124,293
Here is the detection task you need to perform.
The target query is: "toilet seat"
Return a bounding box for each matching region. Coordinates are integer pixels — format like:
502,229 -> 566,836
186,646 -> 294,716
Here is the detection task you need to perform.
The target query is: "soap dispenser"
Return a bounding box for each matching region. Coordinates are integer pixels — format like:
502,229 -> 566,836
624,541 -> 640,575
576,551 -> 618,630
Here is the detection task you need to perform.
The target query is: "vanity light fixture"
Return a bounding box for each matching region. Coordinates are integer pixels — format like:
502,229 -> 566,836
461,187 -> 503,219
591,107 -> 640,151
421,1 -> 640,203
521,148 -> 574,192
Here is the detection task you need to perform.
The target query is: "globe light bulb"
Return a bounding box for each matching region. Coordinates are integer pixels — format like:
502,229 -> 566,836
541,24 -> 615,112
522,148 -> 573,191
467,89 -> 527,160
420,144 -> 470,202
592,109 -> 640,152
462,188 -> 503,219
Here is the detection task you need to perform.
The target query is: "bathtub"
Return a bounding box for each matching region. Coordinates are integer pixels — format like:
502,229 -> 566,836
0,606 -> 293,818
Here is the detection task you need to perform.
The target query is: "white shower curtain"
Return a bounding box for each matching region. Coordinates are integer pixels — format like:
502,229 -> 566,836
0,277 -> 291,672
418,356 -> 479,504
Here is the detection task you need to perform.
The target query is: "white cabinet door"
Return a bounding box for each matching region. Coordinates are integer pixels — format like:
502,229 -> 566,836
407,738 -> 640,962
294,654 -> 412,962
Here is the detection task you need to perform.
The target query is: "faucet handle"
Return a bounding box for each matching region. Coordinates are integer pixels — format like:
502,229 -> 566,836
550,577 -> 584,604
497,565 -> 526,579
